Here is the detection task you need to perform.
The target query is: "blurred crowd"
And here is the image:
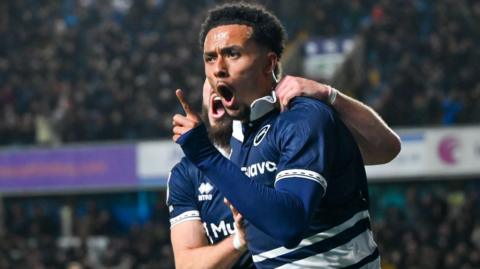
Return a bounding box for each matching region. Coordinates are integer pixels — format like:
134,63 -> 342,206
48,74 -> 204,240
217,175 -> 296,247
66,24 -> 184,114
0,0 -> 206,145
0,181 -> 479,268
359,0 -> 480,126
1,0 -> 477,146
370,181 -> 480,269
0,192 -> 173,269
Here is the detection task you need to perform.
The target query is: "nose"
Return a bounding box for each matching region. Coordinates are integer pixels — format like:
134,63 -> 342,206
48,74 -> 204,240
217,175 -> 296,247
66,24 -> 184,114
214,56 -> 228,78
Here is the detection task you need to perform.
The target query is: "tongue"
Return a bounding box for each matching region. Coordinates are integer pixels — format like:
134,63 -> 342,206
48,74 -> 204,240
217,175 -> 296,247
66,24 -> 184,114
212,100 -> 226,117
215,106 -> 225,116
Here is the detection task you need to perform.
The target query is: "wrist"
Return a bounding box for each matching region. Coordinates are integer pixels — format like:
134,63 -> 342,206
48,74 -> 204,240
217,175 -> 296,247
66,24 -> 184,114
233,232 -> 247,252
327,86 -> 338,105
177,124 -> 217,164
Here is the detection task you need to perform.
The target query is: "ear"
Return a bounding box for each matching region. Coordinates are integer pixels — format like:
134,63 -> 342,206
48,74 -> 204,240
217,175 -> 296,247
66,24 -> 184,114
264,52 -> 278,75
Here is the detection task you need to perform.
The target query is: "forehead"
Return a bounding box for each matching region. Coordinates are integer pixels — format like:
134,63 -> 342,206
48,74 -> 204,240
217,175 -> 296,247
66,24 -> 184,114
204,24 -> 254,50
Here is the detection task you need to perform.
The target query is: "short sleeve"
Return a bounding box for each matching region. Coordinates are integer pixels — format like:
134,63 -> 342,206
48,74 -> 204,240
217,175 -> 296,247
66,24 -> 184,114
275,100 -> 335,193
166,159 -> 201,228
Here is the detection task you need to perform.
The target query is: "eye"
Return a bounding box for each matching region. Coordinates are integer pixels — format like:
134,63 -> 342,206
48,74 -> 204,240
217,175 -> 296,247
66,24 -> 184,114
204,54 -> 216,63
227,50 -> 240,58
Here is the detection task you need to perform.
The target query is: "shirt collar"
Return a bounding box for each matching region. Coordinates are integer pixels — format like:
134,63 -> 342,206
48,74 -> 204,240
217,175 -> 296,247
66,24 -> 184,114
232,91 -> 279,143
214,145 -> 232,159
249,91 -> 278,122
232,120 -> 244,143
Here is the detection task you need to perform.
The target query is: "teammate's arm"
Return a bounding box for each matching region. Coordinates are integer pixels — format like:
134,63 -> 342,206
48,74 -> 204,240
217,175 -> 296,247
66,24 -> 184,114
171,221 -> 245,269
275,75 -> 401,165
168,162 -> 247,269
330,91 -> 400,164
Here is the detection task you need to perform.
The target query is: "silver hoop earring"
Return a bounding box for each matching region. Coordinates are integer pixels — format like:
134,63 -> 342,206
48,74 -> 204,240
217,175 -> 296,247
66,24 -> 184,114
272,69 -> 280,83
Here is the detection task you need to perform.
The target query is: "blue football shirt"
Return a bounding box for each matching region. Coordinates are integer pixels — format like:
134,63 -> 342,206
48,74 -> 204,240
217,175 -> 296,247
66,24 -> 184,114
227,97 -> 380,268
167,157 -> 254,268
176,95 -> 380,268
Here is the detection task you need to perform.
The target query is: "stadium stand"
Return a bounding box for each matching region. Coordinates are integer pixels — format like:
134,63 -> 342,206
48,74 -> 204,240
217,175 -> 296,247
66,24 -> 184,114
2,0 -> 477,145
370,181 -> 480,269
0,192 -> 174,268
358,0 -> 480,126
0,0 -> 479,268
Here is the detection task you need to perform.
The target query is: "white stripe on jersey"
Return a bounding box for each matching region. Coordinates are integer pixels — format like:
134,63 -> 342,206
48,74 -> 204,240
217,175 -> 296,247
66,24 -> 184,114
170,210 -> 201,228
252,210 -> 371,263
275,229 -> 378,268
275,169 -> 327,191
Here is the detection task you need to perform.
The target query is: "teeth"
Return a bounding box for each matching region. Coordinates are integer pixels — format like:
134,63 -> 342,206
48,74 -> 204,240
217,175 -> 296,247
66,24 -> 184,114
214,96 -> 222,101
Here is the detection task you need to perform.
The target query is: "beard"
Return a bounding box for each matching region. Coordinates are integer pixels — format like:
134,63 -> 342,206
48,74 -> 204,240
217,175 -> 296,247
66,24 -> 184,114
201,105 -> 233,149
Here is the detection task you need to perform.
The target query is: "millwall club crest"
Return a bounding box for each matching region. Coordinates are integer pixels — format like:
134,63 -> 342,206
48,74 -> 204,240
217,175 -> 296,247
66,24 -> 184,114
254,125 -> 270,146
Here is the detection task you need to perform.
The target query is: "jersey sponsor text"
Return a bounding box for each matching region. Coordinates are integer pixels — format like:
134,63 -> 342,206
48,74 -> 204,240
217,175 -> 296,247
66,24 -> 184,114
241,161 -> 277,177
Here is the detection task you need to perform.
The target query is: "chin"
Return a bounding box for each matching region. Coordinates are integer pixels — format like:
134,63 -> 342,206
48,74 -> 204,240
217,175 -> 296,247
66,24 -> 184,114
226,107 -> 249,122
226,110 -> 241,119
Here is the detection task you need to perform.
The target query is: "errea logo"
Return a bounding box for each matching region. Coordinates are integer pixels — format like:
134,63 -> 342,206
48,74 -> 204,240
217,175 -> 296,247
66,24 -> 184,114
254,125 -> 270,146
198,182 -> 214,201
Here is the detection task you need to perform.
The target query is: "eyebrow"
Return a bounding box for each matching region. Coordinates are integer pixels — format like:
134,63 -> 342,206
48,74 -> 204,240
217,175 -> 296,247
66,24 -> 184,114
204,45 -> 243,56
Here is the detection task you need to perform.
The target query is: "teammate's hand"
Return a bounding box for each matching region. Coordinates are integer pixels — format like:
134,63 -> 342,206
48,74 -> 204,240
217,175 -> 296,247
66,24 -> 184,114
275,75 -> 334,111
172,89 -> 202,142
224,198 -> 247,250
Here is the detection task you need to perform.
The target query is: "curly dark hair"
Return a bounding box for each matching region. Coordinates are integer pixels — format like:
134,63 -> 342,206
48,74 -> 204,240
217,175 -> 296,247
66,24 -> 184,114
199,2 -> 287,59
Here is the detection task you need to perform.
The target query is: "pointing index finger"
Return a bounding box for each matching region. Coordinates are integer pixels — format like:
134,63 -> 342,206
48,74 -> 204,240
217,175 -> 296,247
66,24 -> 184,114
176,89 -> 193,115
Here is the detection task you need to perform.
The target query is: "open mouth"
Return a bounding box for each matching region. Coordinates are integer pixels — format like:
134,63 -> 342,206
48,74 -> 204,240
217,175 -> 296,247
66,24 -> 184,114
216,83 -> 235,108
211,96 -> 226,119
217,84 -> 234,102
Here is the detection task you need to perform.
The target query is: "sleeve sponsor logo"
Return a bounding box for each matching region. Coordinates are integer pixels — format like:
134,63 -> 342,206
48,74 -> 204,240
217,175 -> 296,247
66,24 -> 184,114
198,182 -> 214,201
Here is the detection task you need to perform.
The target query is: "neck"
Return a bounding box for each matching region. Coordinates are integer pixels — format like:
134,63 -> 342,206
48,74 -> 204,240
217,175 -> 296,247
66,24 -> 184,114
215,145 -> 231,158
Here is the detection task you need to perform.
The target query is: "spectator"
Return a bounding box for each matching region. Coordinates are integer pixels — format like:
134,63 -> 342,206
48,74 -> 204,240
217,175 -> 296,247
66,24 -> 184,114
2,0 -> 475,146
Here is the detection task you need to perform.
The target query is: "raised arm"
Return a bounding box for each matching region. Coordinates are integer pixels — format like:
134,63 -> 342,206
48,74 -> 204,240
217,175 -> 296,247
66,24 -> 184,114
332,91 -> 401,165
275,75 -> 401,165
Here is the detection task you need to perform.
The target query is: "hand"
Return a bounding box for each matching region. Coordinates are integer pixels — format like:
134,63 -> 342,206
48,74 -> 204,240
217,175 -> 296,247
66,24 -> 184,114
275,75 -> 334,111
224,198 -> 247,251
172,89 -> 202,142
